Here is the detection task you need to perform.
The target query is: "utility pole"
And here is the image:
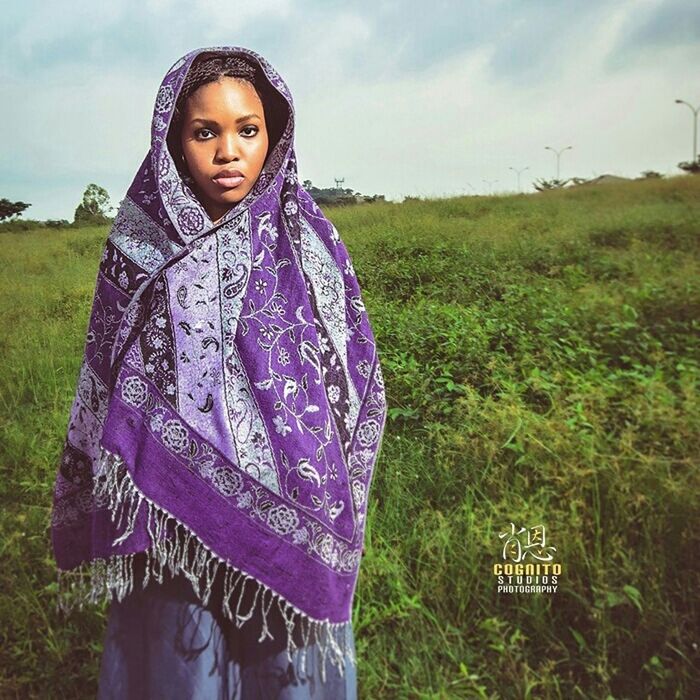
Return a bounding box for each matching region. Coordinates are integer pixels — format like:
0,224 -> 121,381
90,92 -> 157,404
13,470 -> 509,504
334,178 -> 345,190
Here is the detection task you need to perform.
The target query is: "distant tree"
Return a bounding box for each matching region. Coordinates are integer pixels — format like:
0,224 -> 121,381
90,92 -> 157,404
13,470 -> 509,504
301,179 -> 384,207
0,198 -> 31,221
74,184 -> 112,225
533,177 -> 571,191
677,158 -> 700,175
640,170 -> 663,179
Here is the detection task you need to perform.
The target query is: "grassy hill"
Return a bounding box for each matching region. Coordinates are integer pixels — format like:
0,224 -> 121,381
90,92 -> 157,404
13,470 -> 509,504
1,174 -> 698,698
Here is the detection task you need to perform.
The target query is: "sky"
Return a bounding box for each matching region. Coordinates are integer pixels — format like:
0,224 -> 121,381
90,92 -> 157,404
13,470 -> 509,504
1,0 -> 699,221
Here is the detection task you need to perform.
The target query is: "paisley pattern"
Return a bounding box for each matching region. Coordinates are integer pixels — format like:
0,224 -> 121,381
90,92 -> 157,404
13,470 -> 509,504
109,196 -> 182,273
51,46 -> 387,646
139,274 -> 178,407
113,366 -> 364,572
298,214 -> 361,444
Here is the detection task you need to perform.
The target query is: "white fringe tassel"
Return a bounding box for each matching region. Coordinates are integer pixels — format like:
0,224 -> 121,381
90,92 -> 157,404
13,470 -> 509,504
56,445 -> 357,683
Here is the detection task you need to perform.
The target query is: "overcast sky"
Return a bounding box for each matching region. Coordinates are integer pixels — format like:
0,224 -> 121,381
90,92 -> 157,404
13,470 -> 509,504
1,0 -> 698,221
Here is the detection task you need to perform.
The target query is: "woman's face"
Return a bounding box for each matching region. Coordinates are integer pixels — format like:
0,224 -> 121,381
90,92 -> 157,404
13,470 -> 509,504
179,76 -> 270,222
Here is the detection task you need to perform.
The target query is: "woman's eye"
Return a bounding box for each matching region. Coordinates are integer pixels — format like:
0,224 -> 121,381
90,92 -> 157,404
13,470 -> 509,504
195,126 -> 257,139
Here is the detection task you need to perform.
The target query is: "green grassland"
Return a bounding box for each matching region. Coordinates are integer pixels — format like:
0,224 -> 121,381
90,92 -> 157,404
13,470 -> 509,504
1,175 -> 699,698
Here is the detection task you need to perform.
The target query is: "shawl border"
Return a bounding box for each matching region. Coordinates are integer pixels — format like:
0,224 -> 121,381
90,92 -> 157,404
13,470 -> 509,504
55,444 -> 357,683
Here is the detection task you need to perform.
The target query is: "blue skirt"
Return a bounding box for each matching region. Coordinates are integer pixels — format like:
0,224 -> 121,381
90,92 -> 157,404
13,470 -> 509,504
97,568 -> 358,700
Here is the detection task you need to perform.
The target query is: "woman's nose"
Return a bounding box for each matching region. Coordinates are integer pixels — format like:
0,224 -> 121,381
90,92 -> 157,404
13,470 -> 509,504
216,132 -> 241,161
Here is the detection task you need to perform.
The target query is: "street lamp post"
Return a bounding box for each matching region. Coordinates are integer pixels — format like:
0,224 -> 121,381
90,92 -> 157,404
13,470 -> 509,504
509,166 -> 530,193
483,179 -> 498,195
675,99 -> 699,163
544,145 -> 572,180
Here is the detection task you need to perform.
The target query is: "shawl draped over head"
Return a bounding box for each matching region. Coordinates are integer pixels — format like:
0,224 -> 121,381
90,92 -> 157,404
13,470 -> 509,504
50,45 -> 387,680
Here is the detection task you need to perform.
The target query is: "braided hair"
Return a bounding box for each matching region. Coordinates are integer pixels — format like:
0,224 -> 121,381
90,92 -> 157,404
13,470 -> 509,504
167,54 -> 287,179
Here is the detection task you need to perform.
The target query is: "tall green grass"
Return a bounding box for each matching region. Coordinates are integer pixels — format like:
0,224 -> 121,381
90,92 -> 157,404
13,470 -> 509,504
1,176 -> 698,698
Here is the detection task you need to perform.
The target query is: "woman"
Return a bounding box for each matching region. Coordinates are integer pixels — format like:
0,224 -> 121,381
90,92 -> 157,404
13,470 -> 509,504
51,46 -> 387,699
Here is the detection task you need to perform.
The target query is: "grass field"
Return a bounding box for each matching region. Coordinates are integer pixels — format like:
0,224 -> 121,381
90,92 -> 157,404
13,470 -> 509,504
1,174 -> 699,698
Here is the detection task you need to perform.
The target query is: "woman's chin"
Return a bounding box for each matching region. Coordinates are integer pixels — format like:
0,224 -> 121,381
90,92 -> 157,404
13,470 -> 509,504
211,187 -> 249,204
199,191 -> 244,218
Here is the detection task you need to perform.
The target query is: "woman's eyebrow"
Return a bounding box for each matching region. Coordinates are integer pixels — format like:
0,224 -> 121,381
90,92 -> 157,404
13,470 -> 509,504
190,114 -> 262,126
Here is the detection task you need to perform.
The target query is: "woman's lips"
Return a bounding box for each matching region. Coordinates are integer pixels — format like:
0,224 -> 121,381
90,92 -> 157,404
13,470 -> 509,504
213,175 -> 245,188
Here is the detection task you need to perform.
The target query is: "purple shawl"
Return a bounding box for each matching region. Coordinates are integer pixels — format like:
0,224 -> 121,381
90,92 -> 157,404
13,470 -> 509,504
50,45 -> 387,681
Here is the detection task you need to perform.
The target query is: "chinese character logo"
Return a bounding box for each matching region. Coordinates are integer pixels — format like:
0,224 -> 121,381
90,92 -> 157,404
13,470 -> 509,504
499,523 -> 557,563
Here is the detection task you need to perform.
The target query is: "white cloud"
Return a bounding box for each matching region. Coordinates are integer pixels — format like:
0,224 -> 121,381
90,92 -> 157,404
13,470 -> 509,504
2,0 -> 698,219
295,0 -> 699,200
